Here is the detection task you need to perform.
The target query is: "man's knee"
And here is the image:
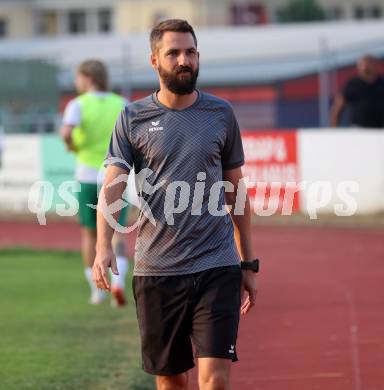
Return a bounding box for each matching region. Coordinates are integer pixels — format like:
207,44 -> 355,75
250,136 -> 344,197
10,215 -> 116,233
199,371 -> 230,390
156,373 -> 188,390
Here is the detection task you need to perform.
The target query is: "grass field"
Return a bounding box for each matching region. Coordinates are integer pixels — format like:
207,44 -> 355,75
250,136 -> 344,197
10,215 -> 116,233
0,248 -> 154,390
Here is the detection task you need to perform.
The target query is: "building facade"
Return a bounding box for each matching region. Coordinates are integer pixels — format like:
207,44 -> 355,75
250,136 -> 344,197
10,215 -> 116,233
1,0 -> 384,40
263,0 -> 384,21
0,0 -> 225,40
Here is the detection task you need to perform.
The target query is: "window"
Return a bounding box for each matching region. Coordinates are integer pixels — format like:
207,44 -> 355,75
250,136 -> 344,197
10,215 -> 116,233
68,10 -> 86,34
371,6 -> 382,18
0,19 -> 7,38
326,6 -> 343,20
354,6 -> 365,19
36,11 -> 58,36
231,4 -> 268,25
152,11 -> 168,27
98,8 -> 112,33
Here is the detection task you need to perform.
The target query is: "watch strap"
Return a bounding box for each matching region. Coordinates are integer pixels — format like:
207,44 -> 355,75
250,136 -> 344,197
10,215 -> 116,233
240,259 -> 259,273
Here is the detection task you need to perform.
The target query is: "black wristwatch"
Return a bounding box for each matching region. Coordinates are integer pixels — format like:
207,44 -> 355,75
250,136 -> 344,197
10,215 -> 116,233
240,259 -> 259,273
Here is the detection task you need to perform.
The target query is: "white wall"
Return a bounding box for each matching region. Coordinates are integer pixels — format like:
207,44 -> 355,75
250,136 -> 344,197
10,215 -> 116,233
0,135 -> 42,211
298,129 -> 384,214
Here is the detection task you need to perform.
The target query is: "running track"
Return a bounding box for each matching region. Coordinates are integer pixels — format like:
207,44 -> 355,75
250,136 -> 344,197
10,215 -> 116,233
1,220 -> 383,390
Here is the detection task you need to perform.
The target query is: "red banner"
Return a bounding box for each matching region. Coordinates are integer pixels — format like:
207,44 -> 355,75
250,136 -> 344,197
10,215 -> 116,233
241,130 -> 299,215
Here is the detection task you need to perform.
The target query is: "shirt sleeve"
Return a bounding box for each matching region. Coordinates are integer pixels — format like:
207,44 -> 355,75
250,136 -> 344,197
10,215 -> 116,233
221,108 -> 245,170
342,79 -> 354,103
105,108 -> 134,172
62,99 -> 81,126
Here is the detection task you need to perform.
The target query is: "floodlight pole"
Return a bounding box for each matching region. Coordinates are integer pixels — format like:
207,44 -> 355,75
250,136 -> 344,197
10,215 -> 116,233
318,37 -> 330,128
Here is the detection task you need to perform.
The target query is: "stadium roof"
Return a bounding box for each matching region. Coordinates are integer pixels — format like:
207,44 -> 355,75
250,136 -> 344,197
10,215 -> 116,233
1,20 -> 384,90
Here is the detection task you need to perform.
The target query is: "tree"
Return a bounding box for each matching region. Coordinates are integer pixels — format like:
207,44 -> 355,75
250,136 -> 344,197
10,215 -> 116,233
278,0 -> 326,22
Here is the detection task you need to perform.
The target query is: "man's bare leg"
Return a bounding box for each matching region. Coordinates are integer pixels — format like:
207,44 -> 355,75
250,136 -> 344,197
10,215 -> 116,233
110,231 -> 129,306
156,371 -> 190,390
81,227 -> 104,304
198,358 -> 231,390
81,227 -> 97,267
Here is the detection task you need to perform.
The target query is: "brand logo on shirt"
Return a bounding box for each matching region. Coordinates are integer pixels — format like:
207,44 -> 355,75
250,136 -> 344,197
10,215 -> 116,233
149,120 -> 163,132
229,345 -> 235,354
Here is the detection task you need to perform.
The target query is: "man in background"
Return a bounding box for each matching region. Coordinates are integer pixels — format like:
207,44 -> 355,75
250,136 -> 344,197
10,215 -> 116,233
331,55 -> 384,128
60,60 -> 130,306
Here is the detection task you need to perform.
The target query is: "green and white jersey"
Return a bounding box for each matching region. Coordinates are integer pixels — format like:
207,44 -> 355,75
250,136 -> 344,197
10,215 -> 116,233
63,91 -> 127,183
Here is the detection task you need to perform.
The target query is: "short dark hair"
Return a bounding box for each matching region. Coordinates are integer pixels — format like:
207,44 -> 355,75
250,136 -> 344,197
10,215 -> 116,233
150,19 -> 197,53
77,60 -> 108,91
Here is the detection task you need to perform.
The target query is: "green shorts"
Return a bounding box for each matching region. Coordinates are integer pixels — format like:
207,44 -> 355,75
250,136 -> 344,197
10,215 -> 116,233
78,182 -> 130,229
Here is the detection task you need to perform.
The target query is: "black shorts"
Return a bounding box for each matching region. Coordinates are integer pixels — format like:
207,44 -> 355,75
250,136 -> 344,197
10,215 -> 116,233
132,265 -> 242,376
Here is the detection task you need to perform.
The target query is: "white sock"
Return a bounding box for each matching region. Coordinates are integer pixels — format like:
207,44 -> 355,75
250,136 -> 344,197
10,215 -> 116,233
84,267 -> 98,295
111,256 -> 129,289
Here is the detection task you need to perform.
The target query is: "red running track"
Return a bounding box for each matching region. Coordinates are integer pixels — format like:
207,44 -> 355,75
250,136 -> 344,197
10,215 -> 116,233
1,220 -> 383,390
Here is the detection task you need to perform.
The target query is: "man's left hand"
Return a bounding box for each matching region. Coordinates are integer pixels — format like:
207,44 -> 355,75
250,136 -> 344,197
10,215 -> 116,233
240,270 -> 257,315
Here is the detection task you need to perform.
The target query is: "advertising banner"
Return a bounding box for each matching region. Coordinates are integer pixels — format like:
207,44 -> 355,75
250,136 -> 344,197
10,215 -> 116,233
0,135 -> 42,211
241,130 -> 299,215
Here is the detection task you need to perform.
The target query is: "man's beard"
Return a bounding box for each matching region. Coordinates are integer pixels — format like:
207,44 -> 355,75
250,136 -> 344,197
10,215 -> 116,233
158,65 -> 199,95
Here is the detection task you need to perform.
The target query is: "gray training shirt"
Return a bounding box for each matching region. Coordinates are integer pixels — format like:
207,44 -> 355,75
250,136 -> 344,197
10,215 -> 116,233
107,90 -> 245,276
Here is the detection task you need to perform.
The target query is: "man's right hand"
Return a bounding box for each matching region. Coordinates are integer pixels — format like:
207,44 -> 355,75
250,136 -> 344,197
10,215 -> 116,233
92,247 -> 119,291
